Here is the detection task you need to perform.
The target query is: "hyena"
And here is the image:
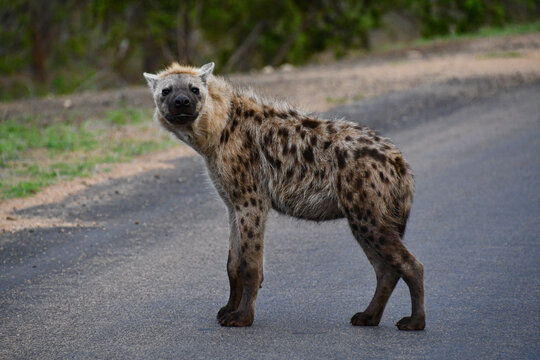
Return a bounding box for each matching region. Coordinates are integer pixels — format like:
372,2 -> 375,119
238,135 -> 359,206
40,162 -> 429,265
144,62 -> 425,330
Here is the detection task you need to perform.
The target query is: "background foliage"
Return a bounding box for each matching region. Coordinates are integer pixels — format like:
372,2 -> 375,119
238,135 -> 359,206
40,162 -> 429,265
0,0 -> 538,100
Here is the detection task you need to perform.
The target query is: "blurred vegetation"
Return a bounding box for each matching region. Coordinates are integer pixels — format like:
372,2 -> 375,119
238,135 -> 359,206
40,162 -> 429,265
0,107 -> 177,199
0,0 -> 538,100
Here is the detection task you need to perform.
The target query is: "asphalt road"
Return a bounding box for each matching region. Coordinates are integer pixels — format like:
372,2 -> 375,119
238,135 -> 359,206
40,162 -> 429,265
1,79 -> 539,359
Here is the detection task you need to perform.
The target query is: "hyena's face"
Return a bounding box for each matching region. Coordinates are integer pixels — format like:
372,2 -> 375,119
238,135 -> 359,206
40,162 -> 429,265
143,63 -> 214,127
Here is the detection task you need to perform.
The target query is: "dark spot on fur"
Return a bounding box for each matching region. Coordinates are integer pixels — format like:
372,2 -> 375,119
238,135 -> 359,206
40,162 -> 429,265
379,237 -> 386,245
289,144 -> 297,156
299,166 -> 307,180
310,135 -> 317,147
300,130 -> 306,139
243,201 -> 249,207
277,112 -> 288,119
360,226 -> 368,234
255,243 -> 261,251
303,146 -> 314,162
254,114 -> 262,123
326,123 -> 336,134
335,148 -> 347,169
245,109 -> 255,118
357,137 -> 373,145
250,198 -> 257,206
337,176 -> 342,192
351,223 -> 358,231
354,147 -> 387,164
302,118 -> 320,129
295,125 -> 301,132
393,156 -> 408,176
255,216 -> 260,226
346,191 -> 353,201
345,136 -> 352,141
323,140 -> 332,150
231,119 -> 238,132
235,107 -> 242,116
266,108 -> 276,117
286,167 -> 295,179
278,127 -> 289,138
247,230 -> 254,239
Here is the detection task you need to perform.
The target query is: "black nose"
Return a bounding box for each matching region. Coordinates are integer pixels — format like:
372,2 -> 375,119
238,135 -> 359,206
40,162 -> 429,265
174,95 -> 190,107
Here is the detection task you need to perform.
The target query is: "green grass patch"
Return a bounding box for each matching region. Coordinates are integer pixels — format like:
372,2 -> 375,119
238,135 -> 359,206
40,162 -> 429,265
0,107 -> 178,200
477,51 -> 522,59
414,21 -> 540,45
326,93 -> 364,105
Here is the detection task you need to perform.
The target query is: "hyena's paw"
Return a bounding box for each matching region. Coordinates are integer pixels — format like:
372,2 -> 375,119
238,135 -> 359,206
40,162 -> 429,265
396,316 -> 425,331
350,312 -> 380,326
217,304 -> 235,321
218,310 -> 254,327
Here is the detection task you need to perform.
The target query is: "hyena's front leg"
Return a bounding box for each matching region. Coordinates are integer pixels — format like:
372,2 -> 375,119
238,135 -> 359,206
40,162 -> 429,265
217,210 -> 243,321
218,198 -> 269,327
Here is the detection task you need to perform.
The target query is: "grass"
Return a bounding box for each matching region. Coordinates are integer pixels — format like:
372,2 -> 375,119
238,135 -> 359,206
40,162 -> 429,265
476,51 -> 522,59
414,21 -> 540,45
0,107 -> 178,200
375,21 -> 540,54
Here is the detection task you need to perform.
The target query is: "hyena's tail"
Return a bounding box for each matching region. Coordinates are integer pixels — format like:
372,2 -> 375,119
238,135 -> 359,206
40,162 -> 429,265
392,158 -> 415,239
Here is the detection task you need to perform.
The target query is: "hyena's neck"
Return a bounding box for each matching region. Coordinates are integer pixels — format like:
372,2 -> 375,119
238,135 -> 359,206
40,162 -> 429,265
190,76 -> 233,157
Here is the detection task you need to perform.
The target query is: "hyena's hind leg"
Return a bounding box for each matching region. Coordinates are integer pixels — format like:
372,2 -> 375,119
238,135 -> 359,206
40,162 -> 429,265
342,194 -> 425,330
347,227 -> 400,327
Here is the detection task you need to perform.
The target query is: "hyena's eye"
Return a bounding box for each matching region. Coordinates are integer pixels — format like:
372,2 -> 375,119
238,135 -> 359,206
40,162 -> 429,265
161,88 -> 171,96
191,87 -> 199,95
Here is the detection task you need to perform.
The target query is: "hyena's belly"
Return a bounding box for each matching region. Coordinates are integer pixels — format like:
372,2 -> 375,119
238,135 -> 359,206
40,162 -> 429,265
267,180 -> 343,221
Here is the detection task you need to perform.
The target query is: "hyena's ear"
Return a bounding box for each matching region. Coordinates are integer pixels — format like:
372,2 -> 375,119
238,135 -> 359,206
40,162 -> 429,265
143,72 -> 159,91
199,62 -> 215,84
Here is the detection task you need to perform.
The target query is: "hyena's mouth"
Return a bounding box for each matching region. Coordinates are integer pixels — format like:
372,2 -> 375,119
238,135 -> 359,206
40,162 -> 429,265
165,113 -> 198,124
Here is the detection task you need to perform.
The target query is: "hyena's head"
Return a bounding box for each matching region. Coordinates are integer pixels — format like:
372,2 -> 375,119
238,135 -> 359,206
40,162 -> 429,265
143,62 -> 214,130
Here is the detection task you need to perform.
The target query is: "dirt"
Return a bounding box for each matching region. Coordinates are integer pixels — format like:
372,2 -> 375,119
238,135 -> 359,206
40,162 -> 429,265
1,33 -> 539,232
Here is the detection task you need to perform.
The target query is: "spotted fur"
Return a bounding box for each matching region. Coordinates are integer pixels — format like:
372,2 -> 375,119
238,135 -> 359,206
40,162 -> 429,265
144,62 -> 425,330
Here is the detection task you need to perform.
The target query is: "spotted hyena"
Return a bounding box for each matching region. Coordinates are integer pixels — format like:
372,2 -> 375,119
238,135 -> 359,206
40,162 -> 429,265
143,62 -> 425,330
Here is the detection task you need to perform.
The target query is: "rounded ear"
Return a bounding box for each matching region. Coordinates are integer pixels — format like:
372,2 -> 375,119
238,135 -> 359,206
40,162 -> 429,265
199,62 -> 215,83
143,72 -> 159,90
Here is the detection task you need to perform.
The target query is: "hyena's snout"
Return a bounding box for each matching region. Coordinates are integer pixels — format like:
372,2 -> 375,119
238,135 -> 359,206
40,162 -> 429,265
166,93 -> 198,123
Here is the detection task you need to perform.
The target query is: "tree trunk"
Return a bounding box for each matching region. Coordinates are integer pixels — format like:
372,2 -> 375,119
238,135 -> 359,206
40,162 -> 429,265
29,3 -> 50,83
223,20 -> 266,72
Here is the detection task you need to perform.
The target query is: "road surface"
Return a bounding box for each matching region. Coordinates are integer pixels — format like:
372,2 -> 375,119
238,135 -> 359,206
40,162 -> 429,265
1,79 -> 539,359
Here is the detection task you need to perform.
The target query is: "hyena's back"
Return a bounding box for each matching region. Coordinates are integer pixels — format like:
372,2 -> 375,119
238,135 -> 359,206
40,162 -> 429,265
218,100 -> 414,236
